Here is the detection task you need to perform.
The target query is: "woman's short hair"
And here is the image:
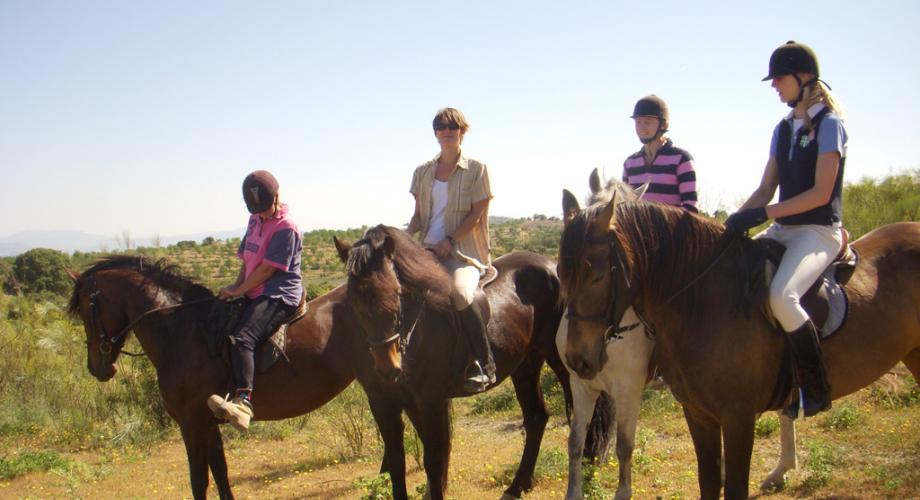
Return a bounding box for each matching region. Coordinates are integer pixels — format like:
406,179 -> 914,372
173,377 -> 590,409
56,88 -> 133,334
432,107 -> 470,133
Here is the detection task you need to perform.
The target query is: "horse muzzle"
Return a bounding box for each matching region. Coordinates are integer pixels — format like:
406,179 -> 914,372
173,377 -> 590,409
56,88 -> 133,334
370,346 -> 403,384
89,358 -> 117,381
564,325 -> 608,380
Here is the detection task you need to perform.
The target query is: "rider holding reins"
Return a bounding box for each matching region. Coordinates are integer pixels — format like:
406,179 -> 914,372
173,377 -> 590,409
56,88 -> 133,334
207,170 -> 304,431
726,41 -> 847,419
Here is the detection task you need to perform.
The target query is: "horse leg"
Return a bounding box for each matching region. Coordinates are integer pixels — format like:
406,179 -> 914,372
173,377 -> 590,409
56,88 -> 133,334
203,421 -> 234,500
564,379 -> 601,500
903,348 -> 920,381
368,395 -> 409,500
609,375 -> 645,500
503,354 -> 550,499
721,414 -> 756,500
682,407 -> 723,500
179,419 -> 216,500
414,397 -> 451,500
761,412 -> 796,491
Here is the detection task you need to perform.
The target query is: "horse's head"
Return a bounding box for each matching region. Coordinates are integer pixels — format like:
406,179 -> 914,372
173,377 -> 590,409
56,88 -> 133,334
558,172 -> 643,379
68,267 -> 133,381
335,229 -> 405,383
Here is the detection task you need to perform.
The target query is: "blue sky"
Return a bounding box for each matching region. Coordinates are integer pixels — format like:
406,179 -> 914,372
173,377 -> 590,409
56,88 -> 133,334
2,1 -> 918,239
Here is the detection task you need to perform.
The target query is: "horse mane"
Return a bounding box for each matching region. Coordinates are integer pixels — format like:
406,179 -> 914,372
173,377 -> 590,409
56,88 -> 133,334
345,225 -> 453,312
68,254 -> 213,316
562,179 -> 756,328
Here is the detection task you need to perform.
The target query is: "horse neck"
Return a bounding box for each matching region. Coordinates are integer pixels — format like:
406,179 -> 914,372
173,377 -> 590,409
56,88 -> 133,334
114,273 -> 195,370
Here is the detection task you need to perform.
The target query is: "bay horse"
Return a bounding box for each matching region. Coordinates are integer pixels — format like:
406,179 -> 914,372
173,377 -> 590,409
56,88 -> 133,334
559,184 -> 920,499
334,225 -> 611,499
557,170 -> 655,500
68,255 -> 360,500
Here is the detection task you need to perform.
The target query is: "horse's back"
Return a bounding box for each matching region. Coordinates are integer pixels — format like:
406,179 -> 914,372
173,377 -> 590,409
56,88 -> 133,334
491,251 -> 560,307
853,221 -> 920,256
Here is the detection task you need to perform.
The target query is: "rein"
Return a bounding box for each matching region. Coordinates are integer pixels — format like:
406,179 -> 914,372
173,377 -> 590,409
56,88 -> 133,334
566,226 -> 738,344
87,277 -> 214,359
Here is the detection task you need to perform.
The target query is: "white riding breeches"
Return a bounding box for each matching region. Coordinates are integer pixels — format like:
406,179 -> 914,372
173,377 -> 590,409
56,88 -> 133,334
442,258 -> 483,310
754,223 -> 843,332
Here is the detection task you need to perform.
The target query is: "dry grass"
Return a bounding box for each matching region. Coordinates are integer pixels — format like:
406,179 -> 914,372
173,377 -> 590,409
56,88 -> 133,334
1,368 -> 917,499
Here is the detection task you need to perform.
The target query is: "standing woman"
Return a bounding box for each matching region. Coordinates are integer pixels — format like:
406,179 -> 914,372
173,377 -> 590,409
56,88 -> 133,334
207,170 -> 303,431
622,94 -> 699,212
725,41 -> 847,419
406,107 -> 495,393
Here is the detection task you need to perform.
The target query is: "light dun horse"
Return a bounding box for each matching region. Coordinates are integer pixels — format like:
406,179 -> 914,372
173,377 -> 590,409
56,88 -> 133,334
559,180 -> 920,499
557,171 -> 654,500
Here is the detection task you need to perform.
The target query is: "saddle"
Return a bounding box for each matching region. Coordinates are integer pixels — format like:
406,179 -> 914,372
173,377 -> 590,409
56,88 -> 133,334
203,295 -> 308,374
756,229 -> 858,339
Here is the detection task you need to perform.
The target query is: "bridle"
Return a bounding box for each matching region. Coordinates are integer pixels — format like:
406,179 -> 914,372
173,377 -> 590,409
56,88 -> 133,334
364,289 -> 428,355
564,224 -> 740,345
565,232 -> 647,344
84,276 -> 213,361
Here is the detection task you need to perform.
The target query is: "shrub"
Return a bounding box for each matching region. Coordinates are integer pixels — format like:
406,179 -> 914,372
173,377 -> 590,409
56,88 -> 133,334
9,248 -> 73,296
755,414 -> 780,438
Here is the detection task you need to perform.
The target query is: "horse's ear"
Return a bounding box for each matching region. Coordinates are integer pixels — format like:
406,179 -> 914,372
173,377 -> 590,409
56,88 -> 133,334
633,181 -> 650,199
562,189 -> 581,225
589,168 -> 603,195
66,269 -> 80,283
382,235 -> 396,259
333,236 -> 352,263
597,192 -> 619,232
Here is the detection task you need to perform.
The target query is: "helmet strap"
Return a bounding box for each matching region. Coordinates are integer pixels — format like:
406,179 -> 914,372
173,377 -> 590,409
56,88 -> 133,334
788,75 -> 818,109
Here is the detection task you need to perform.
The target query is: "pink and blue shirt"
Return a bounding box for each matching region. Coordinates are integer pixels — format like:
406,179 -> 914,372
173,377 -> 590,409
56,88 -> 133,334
237,203 -> 303,306
622,139 -> 698,212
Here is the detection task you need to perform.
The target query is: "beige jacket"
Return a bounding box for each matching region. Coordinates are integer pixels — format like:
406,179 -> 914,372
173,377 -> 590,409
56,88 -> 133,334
410,153 -> 492,265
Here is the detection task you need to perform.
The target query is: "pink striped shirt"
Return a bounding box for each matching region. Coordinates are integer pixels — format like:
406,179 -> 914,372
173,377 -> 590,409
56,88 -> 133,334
622,140 -> 698,212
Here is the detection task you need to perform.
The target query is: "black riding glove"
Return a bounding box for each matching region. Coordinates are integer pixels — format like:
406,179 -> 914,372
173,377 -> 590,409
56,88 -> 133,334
725,207 -> 768,234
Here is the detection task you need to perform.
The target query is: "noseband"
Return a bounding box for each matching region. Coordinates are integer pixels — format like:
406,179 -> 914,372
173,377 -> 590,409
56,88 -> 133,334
565,232 -> 646,344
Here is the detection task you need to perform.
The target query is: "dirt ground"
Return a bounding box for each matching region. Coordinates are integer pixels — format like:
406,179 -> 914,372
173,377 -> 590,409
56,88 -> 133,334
2,387 -> 918,499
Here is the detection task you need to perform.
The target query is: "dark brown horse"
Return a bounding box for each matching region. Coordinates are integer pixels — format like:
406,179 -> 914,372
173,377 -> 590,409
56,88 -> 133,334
559,185 -> 920,499
68,256 -> 360,500
334,225 -> 606,499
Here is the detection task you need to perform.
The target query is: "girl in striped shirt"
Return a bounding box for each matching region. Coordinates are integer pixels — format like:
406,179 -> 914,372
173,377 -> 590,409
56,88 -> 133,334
622,95 -> 699,212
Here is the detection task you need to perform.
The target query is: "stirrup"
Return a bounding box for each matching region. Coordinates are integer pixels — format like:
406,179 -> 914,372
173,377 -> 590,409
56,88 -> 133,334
464,360 -> 495,393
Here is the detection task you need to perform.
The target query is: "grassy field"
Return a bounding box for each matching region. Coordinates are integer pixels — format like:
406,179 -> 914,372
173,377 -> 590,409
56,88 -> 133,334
1,369 -> 917,499
2,215 -> 920,499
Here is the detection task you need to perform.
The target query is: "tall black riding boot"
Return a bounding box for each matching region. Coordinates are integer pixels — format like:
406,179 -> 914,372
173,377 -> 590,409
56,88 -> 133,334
459,302 -> 496,393
783,319 -> 832,419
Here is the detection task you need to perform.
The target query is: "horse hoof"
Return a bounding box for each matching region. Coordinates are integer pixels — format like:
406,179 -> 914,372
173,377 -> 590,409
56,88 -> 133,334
760,474 -> 786,492
499,494 -> 521,500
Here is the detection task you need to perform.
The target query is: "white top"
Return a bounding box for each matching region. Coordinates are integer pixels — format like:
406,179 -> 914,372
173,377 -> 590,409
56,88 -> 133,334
423,179 -> 449,246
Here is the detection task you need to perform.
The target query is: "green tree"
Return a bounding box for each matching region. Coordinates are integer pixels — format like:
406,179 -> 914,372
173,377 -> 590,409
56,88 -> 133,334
10,248 -> 73,296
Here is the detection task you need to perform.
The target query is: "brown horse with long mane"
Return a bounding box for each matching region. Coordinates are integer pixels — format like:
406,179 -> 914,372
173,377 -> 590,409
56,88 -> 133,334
559,184 -> 920,499
68,256 -> 360,499
334,225 -> 608,499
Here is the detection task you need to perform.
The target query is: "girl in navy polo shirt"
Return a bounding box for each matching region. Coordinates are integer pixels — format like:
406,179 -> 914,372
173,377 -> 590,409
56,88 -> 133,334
207,170 -> 303,431
726,41 -> 847,419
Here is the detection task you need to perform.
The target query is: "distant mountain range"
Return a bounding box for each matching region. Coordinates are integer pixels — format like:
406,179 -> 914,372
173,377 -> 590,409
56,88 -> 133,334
0,229 -> 244,257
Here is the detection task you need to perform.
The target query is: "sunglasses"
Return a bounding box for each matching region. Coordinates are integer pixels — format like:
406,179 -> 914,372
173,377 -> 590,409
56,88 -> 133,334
434,122 -> 460,131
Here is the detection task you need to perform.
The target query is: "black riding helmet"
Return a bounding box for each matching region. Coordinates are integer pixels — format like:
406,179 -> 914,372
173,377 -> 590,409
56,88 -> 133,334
242,170 -> 279,214
763,41 -> 825,108
762,40 -> 820,81
631,95 -> 669,144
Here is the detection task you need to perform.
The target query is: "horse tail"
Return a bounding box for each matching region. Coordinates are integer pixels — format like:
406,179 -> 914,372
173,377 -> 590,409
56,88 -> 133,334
582,392 -> 614,461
